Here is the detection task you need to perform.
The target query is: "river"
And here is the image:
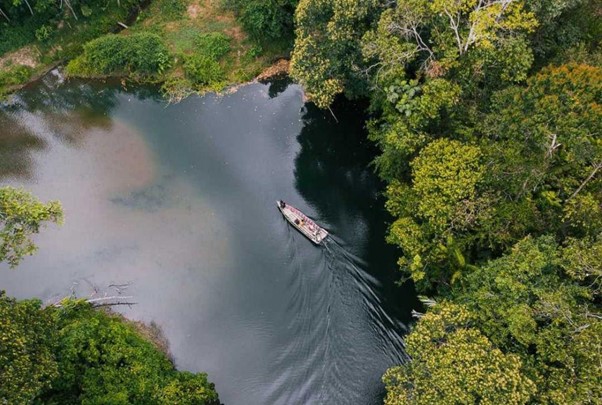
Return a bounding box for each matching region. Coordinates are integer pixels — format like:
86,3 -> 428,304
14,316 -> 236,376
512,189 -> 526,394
0,72 -> 418,404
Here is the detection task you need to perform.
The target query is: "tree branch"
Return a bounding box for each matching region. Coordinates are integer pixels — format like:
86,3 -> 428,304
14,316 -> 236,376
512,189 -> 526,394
568,162 -> 601,201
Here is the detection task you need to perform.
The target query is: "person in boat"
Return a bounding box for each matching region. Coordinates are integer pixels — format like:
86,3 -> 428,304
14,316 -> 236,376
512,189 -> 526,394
280,201 -> 286,209
294,218 -> 300,225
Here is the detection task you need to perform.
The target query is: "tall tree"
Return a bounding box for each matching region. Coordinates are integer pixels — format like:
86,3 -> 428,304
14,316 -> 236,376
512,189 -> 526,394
385,138 -> 486,289
454,236 -> 602,404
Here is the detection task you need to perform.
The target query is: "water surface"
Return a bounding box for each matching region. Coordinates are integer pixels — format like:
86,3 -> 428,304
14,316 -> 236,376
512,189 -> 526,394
0,73 -> 418,404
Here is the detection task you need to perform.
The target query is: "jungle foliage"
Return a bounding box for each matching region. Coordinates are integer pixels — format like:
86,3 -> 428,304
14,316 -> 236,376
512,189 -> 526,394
0,188 -> 219,404
291,0 -> 601,403
0,294 -> 220,405
0,0 -> 144,55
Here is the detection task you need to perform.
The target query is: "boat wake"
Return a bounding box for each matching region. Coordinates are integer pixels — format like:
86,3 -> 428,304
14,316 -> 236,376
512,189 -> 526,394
265,233 -> 409,404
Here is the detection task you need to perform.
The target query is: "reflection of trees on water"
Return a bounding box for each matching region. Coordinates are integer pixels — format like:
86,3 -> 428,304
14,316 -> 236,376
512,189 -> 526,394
294,98 -> 380,228
0,74 -> 162,179
293,97 -> 418,324
0,113 -> 46,179
266,78 -> 292,99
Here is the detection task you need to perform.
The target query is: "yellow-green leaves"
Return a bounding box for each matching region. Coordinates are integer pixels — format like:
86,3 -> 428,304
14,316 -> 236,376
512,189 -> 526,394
384,139 -> 485,288
0,293 -> 58,404
384,302 -> 535,405
365,0 -> 536,77
455,236 -> 602,403
0,186 -> 63,268
411,139 -> 483,231
291,0 -> 382,107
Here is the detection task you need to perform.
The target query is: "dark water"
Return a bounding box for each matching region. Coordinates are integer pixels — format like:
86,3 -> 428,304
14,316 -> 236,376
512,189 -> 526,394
0,72 -> 418,404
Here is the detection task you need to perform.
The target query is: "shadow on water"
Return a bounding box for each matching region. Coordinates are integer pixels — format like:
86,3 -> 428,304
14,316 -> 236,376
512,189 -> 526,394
295,97 -> 419,325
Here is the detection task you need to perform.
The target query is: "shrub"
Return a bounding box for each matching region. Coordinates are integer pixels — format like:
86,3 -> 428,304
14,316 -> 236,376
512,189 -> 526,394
226,0 -> 297,41
158,0 -> 187,19
157,372 -> 220,405
35,25 -> 53,42
31,301 -> 221,404
0,293 -> 58,405
183,54 -> 224,86
69,32 -> 171,77
195,32 -> 231,59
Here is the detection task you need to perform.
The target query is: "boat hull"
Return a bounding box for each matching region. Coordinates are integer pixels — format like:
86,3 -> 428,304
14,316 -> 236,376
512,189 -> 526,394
277,201 -> 328,245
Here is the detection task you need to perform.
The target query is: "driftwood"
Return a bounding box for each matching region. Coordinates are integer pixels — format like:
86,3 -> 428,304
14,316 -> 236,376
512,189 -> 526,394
53,295 -> 137,308
49,281 -> 136,308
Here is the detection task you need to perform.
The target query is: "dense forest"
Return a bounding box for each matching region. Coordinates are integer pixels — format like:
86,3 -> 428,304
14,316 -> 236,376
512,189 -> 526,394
288,0 -> 601,403
1,0 -> 601,404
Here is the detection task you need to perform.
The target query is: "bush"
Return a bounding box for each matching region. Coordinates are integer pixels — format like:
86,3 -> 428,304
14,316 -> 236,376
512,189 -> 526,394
0,293 -> 58,405
195,32 -> 231,59
35,25 -> 53,42
157,372 -> 220,405
0,65 -> 33,87
226,0 -> 297,42
157,0 -> 187,19
68,32 -> 171,77
183,54 -> 224,86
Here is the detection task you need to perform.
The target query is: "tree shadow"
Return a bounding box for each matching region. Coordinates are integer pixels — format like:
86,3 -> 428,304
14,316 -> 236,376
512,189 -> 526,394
293,96 -> 419,326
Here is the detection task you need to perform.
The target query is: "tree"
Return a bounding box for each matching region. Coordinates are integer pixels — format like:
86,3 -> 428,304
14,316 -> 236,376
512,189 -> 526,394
381,63 -> 601,291
40,301 -> 220,404
455,236 -> 602,404
368,78 -> 462,180
385,138 -> 486,289
0,292 -> 58,404
361,0 -> 538,109
383,301 -> 535,405
0,186 -> 62,268
481,63 -> 602,240
157,372 -> 220,405
290,0 -> 383,107
362,0 -> 541,184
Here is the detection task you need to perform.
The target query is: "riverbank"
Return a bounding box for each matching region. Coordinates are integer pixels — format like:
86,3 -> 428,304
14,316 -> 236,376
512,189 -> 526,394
0,0 -> 289,100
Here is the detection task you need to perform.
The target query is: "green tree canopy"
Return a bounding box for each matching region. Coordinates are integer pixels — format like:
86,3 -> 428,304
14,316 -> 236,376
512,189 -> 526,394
226,0 -> 298,42
0,292 -> 58,405
290,0 -> 383,107
385,138 -> 485,289
41,301 -> 220,405
0,186 -> 62,268
383,301 -> 535,405
454,236 -> 602,403
362,0 -> 538,90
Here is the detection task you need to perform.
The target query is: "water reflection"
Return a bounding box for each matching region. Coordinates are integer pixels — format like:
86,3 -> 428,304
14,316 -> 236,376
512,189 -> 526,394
0,113 -> 45,179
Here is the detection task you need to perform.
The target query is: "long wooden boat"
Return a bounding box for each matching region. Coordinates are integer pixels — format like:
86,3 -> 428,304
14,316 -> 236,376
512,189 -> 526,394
277,200 -> 329,245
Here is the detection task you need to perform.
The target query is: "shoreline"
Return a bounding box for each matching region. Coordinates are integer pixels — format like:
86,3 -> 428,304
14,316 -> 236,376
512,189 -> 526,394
4,58 -> 292,102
